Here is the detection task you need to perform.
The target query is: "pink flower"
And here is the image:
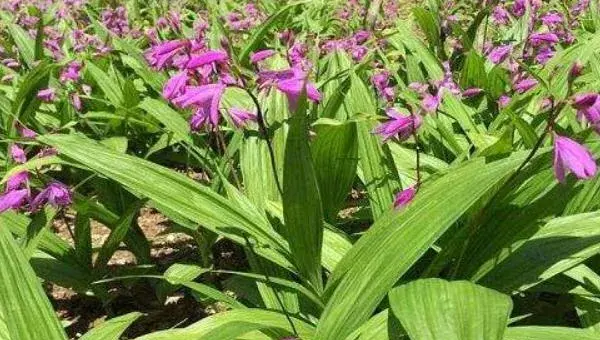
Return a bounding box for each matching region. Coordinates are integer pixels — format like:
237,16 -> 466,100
37,88 -> 56,102
10,145 -> 26,164
513,77 -> 538,94
492,5 -> 510,25
145,40 -> 187,70
259,67 -> 321,111
0,189 -> 29,213
60,61 -> 82,82
30,182 -> 72,211
228,108 -> 257,127
462,88 -> 483,98
394,186 -> 416,209
18,125 -> 37,138
163,72 -> 189,100
185,50 -> 228,70
540,12 -> 563,26
529,32 -> 560,46
553,134 -> 597,183
173,84 -> 226,128
512,0 -> 526,17
6,171 -> 29,191
498,95 -> 511,108
421,93 -> 441,113
488,45 -> 512,64
250,49 -> 276,64
373,108 -> 421,141
573,93 -> 600,130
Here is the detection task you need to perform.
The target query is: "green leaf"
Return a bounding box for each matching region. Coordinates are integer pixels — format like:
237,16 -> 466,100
138,98 -> 191,144
11,61 -> 54,125
347,72 -> 399,219
79,312 -> 142,340
504,327 -> 599,340
312,121 -> 358,222
95,200 -> 144,268
460,50 -> 487,90
282,101 -> 324,292
389,279 -> 512,340
0,226 -> 67,340
315,154 -> 525,340
239,2 -> 305,66
478,212 -> 600,293
7,23 -> 35,68
412,7 -> 440,49
135,309 -> 315,340
39,134 -> 294,272
86,62 -> 124,106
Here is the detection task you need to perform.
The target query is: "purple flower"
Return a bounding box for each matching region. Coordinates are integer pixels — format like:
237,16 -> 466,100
173,84 -> 226,127
276,77 -> 322,110
250,49 -> 276,64
529,32 -> 560,47
185,50 -> 228,70
60,61 -> 82,82
492,6 -> 510,25
145,40 -> 188,70
10,145 -> 26,164
0,189 -> 29,213
498,95 -> 511,108
393,186 -> 416,209
31,182 -> 72,211
6,171 -> 28,191
573,93 -> 600,129
351,45 -> 368,61
71,93 -> 82,111
228,108 -> 257,127
18,125 -> 37,139
553,135 -> 597,183
462,88 -> 483,98
163,72 -> 189,100
259,67 -> 321,110
535,46 -> 555,64
421,93 -> 441,113
540,12 -> 563,26
513,77 -> 538,94
512,0 -> 526,17
488,45 -> 512,64
373,108 -> 422,141
570,61 -> 584,78
37,88 -> 56,102
353,30 -> 370,44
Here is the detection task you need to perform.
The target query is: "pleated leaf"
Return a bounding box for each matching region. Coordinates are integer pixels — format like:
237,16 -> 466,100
39,134 -> 294,272
504,327 -> 599,340
388,279 -> 512,340
79,312 -> 142,340
135,309 -> 315,340
282,104 -> 324,292
0,225 -> 67,340
316,154 -> 525,340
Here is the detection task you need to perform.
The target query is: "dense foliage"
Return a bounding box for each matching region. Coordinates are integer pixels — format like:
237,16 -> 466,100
2,0 -> 600,339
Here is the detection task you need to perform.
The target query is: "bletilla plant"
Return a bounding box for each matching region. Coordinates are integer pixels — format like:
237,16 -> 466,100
1,1 -> 600,340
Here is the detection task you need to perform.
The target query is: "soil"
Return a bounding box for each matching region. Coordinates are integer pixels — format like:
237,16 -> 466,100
48,208 -> 230,339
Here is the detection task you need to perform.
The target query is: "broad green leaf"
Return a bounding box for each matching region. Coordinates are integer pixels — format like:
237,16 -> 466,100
413,7 -> 440,49
346,72 -> 399,219
282,102 -> 324,291
95,200 -> 144,268
135,309 -> 315,340
312,121 -> 358,222
0,226 -> 67,340
22,207 -> 57,258
79,312 -> 142,340
239,2 -> 305,65
479,212 -> 600,292
389,279 -> 512,340
504,326 -> 599,340
138,98 -> 191,144
39,134 -> 294,272
86,62 -> 124,106
6,23 -> 35,68
316,154 -> 525,340
11,61 -> 54,125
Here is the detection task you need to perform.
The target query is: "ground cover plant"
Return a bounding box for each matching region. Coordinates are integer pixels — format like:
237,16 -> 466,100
2,0 -> 600,339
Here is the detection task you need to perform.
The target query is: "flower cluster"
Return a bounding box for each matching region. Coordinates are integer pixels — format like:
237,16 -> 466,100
0,130 -> 71,213
321,30 -> 371,62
